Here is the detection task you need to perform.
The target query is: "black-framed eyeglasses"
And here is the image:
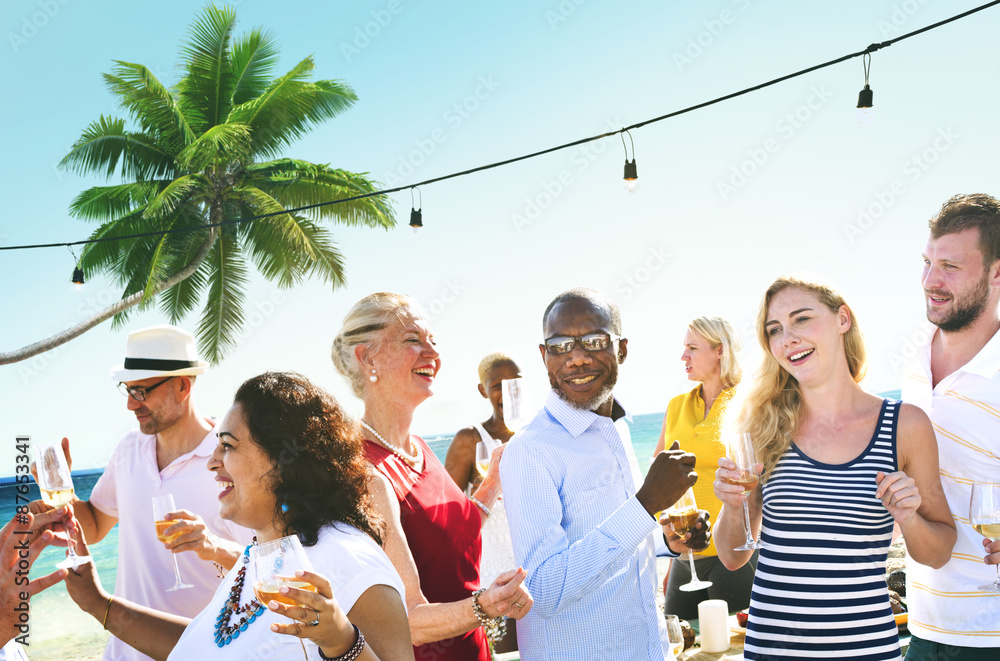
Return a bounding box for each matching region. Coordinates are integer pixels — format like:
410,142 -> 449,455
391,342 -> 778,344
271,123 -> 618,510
117,377 -> 174,401
543,333 -> 620,355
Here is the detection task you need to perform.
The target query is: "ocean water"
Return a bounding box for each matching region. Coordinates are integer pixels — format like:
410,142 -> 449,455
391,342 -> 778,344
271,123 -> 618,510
1,412 -> 665,659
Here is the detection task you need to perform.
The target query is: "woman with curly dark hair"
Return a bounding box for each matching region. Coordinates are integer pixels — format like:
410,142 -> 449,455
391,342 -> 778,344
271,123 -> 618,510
62,372 -> 414,661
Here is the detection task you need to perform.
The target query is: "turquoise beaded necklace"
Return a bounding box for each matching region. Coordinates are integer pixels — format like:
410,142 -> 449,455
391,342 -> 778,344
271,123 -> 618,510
213,540 -> 266,648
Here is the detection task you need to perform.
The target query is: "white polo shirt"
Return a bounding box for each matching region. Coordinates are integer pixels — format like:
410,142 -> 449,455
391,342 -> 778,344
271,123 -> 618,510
902,325 -> 1000,647
89,426 -> 252,661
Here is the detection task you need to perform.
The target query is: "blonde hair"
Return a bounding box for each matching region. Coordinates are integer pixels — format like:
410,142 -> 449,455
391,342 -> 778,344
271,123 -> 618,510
689,315 -> 743,389
728,276 -> 867,481
331,292 -> 421,397
477,352 -> 520,388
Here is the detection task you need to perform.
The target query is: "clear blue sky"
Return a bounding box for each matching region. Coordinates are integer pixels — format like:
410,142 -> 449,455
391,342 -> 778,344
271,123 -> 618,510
2,0 -> 998,472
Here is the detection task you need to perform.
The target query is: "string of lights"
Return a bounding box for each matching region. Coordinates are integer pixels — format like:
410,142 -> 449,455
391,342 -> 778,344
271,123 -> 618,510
2,0 -> 997,256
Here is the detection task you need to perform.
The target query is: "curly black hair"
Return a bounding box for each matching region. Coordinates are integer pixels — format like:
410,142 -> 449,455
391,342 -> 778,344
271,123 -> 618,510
232,372 -> 384,547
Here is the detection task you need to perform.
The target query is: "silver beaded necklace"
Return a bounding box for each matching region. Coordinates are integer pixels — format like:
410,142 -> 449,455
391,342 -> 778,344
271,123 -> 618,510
360,420 -> 423,468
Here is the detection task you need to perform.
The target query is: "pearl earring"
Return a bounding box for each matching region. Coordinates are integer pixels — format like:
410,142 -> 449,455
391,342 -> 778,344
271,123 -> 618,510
369,369 -> 378,383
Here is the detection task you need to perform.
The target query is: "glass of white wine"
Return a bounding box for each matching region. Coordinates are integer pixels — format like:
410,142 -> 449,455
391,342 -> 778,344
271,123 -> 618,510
475,441 -> 491,481
728,432 -> 763,552
667,487 -> 712,592
251,535 -> 318,607
970,481 -> 1000,593
34,439 -> 92,569
664,613 -> 685,658
501,378 -> 529,432
152,494 -> 192,591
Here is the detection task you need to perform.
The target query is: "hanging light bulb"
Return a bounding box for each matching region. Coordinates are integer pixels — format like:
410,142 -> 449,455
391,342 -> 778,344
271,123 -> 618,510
71,266 -> 85,286
409,187 -> 423,234
856,52 -> 874,125
621,130 -> 639,194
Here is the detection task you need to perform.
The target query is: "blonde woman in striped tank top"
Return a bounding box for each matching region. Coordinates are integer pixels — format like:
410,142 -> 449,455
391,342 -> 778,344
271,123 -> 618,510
713,276 -> 956,661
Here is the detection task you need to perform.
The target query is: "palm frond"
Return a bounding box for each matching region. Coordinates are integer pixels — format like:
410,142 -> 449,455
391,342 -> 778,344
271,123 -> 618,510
228,57 -> 357,158
78,206 -> 154,274
103,62 -> 195,150
230,27 -> 280,105
252,162 -> 394,229
177,4 -> 238,131
197,232 -> 248,364
68,181 -> 165,221
59,117 -> 176,181
175,123 -> 252,172
158,242 -> 211,324
142,174 -> 207,220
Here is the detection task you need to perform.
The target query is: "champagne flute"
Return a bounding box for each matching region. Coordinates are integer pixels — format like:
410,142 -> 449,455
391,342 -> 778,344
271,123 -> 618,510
34,439 -> 92,569
728,432 -> 763,551
501,378 -> 528,432
666,488 -> 712,592
152,494 -> 193,591
970,482 -> 1000,593
475,441 -> 491,480
664,613 -> 685,657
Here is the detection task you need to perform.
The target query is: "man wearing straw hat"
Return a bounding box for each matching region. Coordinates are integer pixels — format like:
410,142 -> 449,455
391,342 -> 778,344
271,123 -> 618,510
42,325 -> 249,661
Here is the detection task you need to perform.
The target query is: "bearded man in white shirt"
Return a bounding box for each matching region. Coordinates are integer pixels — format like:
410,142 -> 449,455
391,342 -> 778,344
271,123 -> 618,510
902,194 -> 1000,660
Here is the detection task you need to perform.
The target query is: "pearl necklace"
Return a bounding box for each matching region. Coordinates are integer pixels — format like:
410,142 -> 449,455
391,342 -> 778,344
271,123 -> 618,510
360,420 -> 423,468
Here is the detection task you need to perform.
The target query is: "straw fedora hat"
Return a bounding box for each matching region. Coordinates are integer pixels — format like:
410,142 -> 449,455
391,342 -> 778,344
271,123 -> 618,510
109,325 -> 209,382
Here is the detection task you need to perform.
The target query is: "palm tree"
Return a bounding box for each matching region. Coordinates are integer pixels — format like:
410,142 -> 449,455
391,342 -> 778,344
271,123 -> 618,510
0,4 -> 393,365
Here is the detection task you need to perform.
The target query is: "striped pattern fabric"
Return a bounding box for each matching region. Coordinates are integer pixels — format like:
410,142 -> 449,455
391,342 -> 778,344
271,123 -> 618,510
744,399 -> 902,660
902,327 -> 1000,646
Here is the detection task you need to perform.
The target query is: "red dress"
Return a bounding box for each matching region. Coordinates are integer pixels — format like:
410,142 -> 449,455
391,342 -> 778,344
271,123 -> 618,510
363,436 -> 489,661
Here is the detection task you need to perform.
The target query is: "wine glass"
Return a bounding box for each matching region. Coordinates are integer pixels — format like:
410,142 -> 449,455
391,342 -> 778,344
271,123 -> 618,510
34,439 -> 92,569
664,613 -> 685,658
728,432 -> 763,551
152,494 -> 193,591
250,535 -> 317,607
666,488 -> 712,592
970,482 -> 1000,593
475,441 -> 491,480
501,378 -> 529,432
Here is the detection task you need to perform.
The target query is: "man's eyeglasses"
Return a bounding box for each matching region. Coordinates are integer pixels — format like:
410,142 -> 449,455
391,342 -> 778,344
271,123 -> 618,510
117,377 -> 174,401
543,333 -> 619,355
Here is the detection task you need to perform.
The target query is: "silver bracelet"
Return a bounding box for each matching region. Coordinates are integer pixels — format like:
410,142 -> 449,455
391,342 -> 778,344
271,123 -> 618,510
469,495 -> 491,517
471,588 -> 507,643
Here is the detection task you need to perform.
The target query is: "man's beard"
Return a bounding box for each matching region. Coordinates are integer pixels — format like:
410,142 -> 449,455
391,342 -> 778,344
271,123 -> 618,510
927,271 -> 991,333
550,369 -> 618,412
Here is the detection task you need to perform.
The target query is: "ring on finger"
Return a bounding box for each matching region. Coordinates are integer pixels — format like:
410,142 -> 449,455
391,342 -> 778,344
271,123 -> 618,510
514,602 -> 524,608
309,609 -> 320,627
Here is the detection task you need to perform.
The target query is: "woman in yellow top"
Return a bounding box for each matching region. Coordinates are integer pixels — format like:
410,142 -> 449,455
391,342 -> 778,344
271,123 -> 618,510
654,315 -> 755,619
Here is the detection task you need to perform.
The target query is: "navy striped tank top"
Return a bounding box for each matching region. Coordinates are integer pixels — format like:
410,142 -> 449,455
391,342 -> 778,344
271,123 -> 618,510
743,399 -> 902,661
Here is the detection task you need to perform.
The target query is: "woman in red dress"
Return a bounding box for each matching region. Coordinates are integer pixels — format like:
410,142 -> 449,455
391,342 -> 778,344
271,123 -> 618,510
332,292 -> 533,661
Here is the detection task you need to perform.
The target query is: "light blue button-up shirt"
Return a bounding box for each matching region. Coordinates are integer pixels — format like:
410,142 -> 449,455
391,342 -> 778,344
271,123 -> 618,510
500,390 -> 676,661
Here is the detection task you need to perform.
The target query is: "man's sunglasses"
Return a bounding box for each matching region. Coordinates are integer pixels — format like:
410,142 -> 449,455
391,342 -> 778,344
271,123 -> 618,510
543,333 -> 619,355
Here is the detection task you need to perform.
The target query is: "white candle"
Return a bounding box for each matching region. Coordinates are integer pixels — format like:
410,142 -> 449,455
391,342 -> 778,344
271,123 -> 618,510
698,599 -> 731,653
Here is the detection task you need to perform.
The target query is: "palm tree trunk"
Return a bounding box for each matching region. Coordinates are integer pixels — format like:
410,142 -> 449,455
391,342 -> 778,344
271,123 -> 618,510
0,230 -> 218,365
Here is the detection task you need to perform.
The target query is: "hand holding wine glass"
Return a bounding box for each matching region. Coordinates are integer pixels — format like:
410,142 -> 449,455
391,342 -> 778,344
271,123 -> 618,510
970,482 -> 1000,593
725,432 -> 763,551
666,488 -> 713,592
152,494 -> 192,591
34,439 -> 92,569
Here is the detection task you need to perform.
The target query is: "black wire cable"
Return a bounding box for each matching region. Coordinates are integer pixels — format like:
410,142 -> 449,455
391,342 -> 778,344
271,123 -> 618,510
3,0 -> 998,254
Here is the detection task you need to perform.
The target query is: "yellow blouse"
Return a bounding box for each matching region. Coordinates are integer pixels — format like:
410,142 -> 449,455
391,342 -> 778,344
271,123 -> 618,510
661,385 -> 735,558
